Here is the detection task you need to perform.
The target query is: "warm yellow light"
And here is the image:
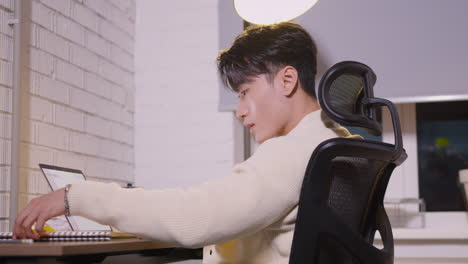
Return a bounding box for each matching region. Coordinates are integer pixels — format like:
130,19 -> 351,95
234,0 -> 319,25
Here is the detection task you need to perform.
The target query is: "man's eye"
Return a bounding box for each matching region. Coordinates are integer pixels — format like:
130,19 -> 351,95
237,88 -> 249,98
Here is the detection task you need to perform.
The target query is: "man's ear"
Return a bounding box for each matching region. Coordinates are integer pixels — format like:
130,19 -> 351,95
279,66 -> 299,97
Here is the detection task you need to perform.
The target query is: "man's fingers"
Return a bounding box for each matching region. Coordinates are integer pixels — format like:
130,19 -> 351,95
13,191 -> 64,239
13,205 -> 33,239
13,216 -> 24,239
22,212 -> 40,239
35,215 -> 49,237
13,228 -> 26,240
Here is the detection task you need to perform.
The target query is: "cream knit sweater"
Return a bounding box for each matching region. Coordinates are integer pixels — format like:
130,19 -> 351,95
68,110 -> 352,263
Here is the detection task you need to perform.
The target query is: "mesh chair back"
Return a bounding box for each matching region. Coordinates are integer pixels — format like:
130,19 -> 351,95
329,75 -> 365,117
328,156 -> 387,233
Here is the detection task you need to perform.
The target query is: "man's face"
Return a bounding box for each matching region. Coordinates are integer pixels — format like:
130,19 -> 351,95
235,73 -> 289,144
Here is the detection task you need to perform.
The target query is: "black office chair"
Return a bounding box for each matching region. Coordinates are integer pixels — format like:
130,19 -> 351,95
289,61 -> 407,264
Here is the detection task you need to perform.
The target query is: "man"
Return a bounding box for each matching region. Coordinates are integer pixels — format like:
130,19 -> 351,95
14,22 -> 354,263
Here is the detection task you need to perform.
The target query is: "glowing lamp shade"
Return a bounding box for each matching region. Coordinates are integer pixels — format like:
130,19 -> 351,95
234,0 -> 319,25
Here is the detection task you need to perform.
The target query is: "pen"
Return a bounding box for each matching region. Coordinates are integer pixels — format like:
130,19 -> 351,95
0,239 -> 34,244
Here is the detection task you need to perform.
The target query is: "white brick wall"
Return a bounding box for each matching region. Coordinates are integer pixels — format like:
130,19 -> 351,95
0,60 -> 12,87
56,60 -> 84,88
69,87 -> 99,114
0,167 -> 11,192
70,43 -> 98,73
56,15 -> 86,46
0,0 -> 13,11
0,8 -> 14,37
84,72 -> 111,98
29,48 -> 54,76
69,132 -> 100,156
0,33 -> 13,61
41,0 -> 71,17
0,113 -> 11,141
54,104 -> 84,131
29,96 -> 53,122
0,0 -> 14,232
31,71 -> 70,104
0,139 -> 11,167
37,26 -> 70,61
86,31 -> 111,59
18,168 -> 50,195
35,122 -> 69,150
31,1 -> 54,32
85,114 -> 111,138
15,0 -> 136,218
0,194 -> 9,218
71,1 -> 98,33
0,87 -> 12,113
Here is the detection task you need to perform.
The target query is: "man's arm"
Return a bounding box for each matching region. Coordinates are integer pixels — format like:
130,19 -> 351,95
14,138 -> 303,246
69,140 -> 302,247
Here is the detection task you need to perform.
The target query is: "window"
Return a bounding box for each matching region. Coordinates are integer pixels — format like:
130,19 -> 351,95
381,102 -> 468,238
417,101 -> 468,212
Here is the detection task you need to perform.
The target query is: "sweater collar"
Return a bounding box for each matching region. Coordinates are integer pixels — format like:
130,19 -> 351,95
286,110 -> 323,137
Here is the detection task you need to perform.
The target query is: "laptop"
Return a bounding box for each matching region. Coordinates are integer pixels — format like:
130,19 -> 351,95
39,164 -> 113,232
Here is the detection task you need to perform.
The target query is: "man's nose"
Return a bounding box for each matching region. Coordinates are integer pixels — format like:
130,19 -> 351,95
235,103 -> 247,120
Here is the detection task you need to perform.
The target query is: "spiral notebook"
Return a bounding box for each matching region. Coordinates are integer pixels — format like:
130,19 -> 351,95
0,231 -> 133,242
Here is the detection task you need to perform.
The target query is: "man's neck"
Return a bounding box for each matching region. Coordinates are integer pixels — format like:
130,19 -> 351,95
282,95 -> 320,136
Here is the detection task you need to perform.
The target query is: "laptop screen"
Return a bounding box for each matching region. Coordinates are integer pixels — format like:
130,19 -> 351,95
39,164 -> 112,231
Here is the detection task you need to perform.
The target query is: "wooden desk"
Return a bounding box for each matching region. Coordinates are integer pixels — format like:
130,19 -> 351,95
0,238 -> 172,263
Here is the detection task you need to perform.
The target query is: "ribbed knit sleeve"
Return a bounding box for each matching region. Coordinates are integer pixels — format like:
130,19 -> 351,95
67,137 -> 306,248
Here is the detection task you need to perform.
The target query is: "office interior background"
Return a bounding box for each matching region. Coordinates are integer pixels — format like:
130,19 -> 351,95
0,0 -> 467,263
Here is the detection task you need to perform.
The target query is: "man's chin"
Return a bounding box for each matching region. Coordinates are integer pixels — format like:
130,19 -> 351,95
253,135 -> 262,144
255,135 -> 268,144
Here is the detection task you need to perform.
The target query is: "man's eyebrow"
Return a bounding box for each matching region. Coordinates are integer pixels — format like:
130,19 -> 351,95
233,75 -> 256,92
238,84 -> 251,92
239,78 -> 255,88
237,81 -> 253,91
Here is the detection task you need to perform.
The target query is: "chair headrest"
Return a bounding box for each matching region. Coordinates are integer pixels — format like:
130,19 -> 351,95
318,61 -> 381,136
318,61 -> 405,162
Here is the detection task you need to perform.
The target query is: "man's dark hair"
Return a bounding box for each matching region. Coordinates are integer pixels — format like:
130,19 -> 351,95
217,22 -> 318,98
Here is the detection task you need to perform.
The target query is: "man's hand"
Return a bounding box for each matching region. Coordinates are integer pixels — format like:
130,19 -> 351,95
13,188 -> 66,240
